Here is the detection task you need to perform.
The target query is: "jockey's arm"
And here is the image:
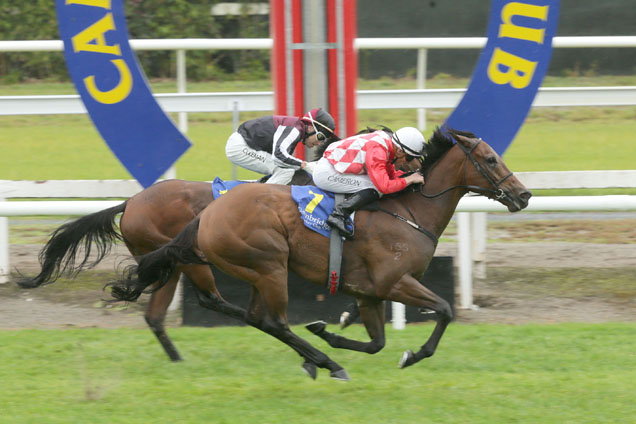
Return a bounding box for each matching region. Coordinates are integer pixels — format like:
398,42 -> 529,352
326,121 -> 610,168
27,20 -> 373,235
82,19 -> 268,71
365,146 -> 408,194
272,126 -> 304,169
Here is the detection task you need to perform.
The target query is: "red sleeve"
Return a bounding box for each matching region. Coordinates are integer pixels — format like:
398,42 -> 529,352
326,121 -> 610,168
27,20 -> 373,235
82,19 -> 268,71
365,145 -> 408,194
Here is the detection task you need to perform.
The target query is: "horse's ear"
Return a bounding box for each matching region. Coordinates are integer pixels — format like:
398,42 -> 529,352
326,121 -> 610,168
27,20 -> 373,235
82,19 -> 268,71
451,132 -> 473,147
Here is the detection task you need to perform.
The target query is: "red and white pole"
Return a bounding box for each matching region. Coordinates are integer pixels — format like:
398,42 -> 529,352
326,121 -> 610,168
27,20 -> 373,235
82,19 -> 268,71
270,0 -> 358,156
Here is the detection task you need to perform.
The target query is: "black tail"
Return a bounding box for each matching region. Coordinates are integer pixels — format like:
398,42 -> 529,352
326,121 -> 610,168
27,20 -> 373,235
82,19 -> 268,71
17,202 -> 127,288
107,217 -> 207,303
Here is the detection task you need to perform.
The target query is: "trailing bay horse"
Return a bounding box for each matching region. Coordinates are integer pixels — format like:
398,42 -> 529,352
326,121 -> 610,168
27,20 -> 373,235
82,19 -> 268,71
17,171 -> 313,361
108,128 -> 531,380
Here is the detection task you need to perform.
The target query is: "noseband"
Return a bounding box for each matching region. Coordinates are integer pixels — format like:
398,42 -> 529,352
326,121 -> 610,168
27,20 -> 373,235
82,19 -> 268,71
420,139 -> 513,201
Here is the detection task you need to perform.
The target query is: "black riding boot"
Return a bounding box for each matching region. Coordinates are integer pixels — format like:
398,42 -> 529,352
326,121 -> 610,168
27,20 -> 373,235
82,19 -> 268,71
327,188 -> 380,238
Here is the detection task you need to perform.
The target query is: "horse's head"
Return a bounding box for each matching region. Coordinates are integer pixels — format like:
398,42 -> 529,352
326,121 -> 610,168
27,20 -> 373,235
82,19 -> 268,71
451,131 -> 531,212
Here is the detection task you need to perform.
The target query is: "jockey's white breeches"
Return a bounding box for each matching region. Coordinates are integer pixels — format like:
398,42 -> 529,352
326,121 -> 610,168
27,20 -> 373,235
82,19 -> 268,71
312,157 -> 378,194
225,131 -> 295,184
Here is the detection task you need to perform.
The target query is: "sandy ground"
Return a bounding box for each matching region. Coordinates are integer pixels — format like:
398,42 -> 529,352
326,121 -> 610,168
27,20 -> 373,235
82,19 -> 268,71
2,240 -> 635,329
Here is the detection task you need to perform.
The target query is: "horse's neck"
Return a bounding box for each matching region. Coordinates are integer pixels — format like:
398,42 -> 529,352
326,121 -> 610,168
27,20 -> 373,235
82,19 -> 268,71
404,149 -> 467,239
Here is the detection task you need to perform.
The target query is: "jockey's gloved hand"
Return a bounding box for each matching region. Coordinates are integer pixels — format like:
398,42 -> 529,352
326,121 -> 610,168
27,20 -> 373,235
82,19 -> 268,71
304,161 -> 317,175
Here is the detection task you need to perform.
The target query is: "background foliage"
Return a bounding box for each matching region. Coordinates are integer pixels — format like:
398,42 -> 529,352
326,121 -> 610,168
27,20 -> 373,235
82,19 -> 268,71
4,0 -> 636,84
0,0 -> 270,83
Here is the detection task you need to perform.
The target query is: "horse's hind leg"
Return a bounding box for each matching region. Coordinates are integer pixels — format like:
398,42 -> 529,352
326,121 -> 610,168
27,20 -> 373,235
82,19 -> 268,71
244,280 -> 350,380
145,272 -> 183,361
306,298 -> 386,354
184,264 -> 247,322
386,274 -> 453,368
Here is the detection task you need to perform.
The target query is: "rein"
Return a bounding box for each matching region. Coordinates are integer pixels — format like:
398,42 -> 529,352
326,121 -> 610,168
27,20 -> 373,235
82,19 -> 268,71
377,207 -> 438,246
419,139 -> 513,201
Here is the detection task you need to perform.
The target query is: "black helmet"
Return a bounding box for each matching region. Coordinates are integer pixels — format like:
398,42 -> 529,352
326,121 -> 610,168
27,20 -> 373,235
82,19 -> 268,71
302,108 -> 336,135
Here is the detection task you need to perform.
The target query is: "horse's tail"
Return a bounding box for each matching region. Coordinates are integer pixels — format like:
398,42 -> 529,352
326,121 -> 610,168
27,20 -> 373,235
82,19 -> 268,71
17,202 -> 127,289
107,216 -> 207,303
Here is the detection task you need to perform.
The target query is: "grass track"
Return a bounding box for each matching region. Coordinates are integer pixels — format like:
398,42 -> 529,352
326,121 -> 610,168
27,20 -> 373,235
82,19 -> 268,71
1,324 -> 635,423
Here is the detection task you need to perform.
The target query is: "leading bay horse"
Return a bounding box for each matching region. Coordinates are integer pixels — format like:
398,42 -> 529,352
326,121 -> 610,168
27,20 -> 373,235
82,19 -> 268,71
17,171 -> 313,361
108,128 -> 531,380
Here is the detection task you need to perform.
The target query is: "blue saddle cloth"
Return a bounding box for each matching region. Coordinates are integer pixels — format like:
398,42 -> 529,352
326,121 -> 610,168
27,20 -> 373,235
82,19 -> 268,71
210,178 -> 351,238
291,185 -> 337,238
211,177 -> 249,199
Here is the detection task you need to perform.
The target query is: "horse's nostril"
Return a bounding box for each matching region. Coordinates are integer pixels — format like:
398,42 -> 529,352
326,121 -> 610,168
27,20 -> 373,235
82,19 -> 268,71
520,190 -> 532,201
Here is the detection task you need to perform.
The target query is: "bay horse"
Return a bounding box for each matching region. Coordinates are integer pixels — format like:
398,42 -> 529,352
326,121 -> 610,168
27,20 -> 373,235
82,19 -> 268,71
17,171 -> 313,362
108,128 -> 531,380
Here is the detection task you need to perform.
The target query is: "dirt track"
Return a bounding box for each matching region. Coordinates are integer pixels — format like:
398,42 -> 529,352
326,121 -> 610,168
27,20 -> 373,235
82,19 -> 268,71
2,240 -> 635,329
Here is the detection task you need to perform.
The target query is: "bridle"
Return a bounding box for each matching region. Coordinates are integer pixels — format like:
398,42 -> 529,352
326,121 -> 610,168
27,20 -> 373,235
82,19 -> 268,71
419,139 -> 513,202
379,137 -> 514,246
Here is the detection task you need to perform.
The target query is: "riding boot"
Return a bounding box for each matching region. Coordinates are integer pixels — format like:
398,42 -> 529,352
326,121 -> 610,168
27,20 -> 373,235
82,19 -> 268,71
327,188 -> 380,238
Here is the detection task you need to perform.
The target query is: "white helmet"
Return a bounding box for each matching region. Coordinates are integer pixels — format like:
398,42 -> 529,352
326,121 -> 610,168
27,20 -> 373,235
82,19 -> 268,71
392,127 -> 426,157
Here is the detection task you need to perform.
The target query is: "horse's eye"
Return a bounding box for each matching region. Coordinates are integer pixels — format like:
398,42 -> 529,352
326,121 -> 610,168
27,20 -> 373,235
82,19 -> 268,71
486,156 -> 498,166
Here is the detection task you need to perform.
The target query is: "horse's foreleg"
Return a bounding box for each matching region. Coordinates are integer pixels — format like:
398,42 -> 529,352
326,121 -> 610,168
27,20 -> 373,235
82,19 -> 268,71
145,273 -> 182,362
306,298 -> 386,354
387,274 -> 453,368
339,302 -> 361,329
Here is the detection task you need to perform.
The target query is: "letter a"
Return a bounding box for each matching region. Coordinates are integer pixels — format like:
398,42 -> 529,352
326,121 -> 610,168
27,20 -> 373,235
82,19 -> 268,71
71,13 -> 121,56
487,48 -> 537,89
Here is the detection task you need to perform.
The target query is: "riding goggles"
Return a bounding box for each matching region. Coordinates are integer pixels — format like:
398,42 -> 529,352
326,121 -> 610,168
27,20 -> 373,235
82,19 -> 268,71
304,110 -> 330,143
306,129 -> 327,142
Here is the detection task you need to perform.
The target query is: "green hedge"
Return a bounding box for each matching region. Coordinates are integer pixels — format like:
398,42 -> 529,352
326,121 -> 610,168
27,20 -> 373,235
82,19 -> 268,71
0,0 -> 270,83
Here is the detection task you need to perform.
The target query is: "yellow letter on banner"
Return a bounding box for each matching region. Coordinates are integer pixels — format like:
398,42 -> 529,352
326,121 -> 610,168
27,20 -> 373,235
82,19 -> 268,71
71,13 -> 121,56
305,191 -> 324,214
499,2 -> 549,44
487,47 -> 537,89
83,59 -> 132,104
65,0 -> 112,8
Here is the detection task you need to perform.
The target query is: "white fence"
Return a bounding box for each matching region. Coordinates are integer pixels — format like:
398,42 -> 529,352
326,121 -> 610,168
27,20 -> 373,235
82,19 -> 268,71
3,85 -> 636,116
3,172 -> 636,307
2,36 -> 636,119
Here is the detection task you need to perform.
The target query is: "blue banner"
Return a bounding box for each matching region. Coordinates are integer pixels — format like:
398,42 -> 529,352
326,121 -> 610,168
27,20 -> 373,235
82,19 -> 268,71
445,0 -> 560,154
56,0 -> 192,188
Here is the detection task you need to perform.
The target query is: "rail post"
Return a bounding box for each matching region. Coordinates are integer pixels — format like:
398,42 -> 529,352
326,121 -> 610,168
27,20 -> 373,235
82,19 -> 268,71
416,48 -> 427,131
457,212 -> 474,309
471,212 -> 488,279
0,198 -> 8,283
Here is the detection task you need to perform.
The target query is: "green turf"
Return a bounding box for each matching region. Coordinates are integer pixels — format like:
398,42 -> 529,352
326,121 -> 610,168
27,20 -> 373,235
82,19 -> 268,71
0,324 -> 634,423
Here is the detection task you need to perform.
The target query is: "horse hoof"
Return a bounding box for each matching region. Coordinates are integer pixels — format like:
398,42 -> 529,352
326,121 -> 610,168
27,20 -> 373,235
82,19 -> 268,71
339,312 -> 350,329
301,362 -> 317,380
398,350 -> 415,369
305,320 -> 327,335
330,369 -> 351,381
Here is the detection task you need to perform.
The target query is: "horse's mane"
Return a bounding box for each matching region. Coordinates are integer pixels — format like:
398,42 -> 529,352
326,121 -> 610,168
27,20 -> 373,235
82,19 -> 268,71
419,126 -> 477,175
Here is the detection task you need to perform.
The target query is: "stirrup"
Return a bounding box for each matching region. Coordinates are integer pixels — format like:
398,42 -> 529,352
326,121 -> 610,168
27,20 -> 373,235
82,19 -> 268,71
327,215 -> 353,238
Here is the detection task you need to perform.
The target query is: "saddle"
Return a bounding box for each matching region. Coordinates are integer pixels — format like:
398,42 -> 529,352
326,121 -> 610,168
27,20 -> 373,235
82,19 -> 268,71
212,178 -> 349,295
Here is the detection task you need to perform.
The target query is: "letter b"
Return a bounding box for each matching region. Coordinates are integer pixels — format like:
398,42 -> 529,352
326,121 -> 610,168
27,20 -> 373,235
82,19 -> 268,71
487,48 -> 537,89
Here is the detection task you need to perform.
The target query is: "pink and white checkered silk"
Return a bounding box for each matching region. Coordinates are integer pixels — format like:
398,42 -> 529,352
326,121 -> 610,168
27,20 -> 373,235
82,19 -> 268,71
324,131 -> 391,174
